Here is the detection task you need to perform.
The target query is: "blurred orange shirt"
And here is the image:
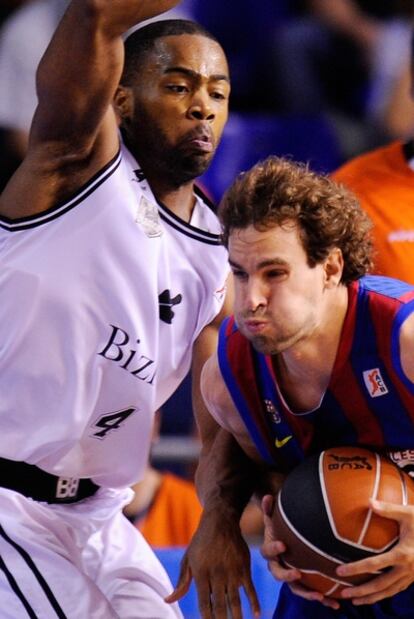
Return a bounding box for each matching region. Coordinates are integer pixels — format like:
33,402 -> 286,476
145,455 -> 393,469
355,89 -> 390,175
333,141 -> 414,284
136,473 -> 202,547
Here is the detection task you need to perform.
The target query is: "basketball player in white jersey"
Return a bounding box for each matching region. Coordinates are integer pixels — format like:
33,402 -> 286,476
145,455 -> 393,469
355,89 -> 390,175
0,1 -> 236,617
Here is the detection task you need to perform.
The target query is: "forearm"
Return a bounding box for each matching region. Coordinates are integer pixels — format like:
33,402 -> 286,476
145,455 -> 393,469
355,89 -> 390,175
33,0 -> 179,148
196,428 -> 260,520
167,428 -> 262,616
33,1 -> 130,149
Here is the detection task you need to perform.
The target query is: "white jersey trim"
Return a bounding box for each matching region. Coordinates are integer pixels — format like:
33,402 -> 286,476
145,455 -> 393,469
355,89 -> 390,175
0,153 -> 223,246
157,194 -> 222,246
0,150 -> 122,232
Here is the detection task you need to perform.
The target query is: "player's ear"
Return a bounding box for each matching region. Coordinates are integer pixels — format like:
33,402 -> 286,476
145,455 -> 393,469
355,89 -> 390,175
113,85 -> 134,126
323,247 -> 343,288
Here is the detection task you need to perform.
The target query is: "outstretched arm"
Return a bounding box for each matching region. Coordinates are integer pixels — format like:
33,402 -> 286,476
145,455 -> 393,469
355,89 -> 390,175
0,0 -> 181,218
167,429 -> 262,619
167,317 -> 276,618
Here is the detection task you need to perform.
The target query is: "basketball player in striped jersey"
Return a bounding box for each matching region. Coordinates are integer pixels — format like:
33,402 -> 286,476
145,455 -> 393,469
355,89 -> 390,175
177,157 -> 414,618
0,1 -> 244,617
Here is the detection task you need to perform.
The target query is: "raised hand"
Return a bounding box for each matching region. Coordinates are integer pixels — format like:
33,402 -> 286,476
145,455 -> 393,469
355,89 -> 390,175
98,0 -> 183,33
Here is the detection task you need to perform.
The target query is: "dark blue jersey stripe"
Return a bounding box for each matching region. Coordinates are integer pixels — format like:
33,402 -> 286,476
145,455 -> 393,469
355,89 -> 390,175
218,319 -> 275,465
350,284 -> 414,448
361,274 -> 414,299
219,277 -> 414,475
317,390 -> 360,448
253,352 -> 304,470
392,300 -> 414,396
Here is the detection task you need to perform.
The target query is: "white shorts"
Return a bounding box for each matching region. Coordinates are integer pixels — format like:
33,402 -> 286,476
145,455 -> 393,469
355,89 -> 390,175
0,487 -> 183,618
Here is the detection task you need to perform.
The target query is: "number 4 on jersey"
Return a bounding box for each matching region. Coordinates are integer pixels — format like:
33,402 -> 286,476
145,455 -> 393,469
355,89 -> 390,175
92,407 -> 136,439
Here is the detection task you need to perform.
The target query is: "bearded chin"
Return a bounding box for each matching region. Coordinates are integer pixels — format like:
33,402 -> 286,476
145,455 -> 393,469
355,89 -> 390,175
165,151 -> 214,185
251,336 -> 277,355
121,122 -> 215,185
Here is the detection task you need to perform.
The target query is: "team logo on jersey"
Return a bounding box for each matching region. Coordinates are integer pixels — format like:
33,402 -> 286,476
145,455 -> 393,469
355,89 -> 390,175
363,368 -> 389,398
133,168 -> 146,182
275,435 -> 292,449
264,399 -> 281,424
159,289 -> 182,324
135,195 -> 162,237
98,325 -> 156,384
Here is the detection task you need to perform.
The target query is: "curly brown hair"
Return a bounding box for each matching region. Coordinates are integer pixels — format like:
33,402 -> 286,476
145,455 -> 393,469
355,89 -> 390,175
219,156 -> 374,284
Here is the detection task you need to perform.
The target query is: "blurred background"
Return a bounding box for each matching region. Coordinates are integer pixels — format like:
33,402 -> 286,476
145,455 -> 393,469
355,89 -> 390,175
2,0 -> 414,196
1,2 -> 413,615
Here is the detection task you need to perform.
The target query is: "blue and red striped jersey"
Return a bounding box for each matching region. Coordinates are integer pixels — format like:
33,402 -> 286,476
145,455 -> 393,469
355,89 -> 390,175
218,276 -> 414,474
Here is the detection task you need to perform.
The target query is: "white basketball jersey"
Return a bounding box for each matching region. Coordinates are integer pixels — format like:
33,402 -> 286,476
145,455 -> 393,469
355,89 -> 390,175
0,143 -> 229,487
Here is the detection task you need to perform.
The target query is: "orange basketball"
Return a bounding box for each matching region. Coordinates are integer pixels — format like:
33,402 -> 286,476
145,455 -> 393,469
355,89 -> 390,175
272,446 -> 414,598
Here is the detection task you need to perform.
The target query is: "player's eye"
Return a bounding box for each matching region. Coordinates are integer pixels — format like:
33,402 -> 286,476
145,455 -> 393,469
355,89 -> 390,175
231,268 -> 248,280
210,91 -> 226,101
166,84 -> 189,94
266,269 -> 285,278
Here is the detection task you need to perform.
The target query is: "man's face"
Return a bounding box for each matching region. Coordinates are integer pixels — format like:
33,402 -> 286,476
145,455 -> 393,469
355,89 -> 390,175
121,34 -> 230,184
229,223 -> 330,355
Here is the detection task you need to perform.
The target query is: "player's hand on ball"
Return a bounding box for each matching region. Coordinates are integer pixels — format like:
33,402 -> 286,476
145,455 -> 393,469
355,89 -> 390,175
261,495 -> 341,610
260,495 -> 300,581
337,499 -> 414,605
165,507 -> 260,619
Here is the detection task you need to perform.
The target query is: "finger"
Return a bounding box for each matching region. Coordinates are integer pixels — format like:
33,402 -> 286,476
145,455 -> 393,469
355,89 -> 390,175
289,581 -> 339,610
262,495 -> 276,545
262,494 -> 275,518
289,581 -> 324,602
165,558 -> 192,603
260,540 -> 286,560
194,573 -> 227,619
345,575 -> 409,606
207,582 -> 227,619
287,581 -> 340,609
340,567 -> 402,601
370,499 -> 412,521
224,586 -> 243,619
266,558 -> 301,582
336,554 -> 392,578
320,597 -> 341,610
241,574 -> 261,617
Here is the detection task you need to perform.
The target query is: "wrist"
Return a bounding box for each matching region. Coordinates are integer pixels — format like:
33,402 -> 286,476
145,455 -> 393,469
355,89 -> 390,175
201,494 -> 249,523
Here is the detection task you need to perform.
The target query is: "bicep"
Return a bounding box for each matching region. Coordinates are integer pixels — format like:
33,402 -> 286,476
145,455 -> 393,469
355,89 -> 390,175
31,2 -> 121,161
191,279 -> 233,441
0,117 -> 117,220
200,353 -> 262,463
0,3 -> 123,218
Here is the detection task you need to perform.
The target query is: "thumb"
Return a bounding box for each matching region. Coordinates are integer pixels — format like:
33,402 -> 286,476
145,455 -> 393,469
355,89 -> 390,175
262,494 -> 276,543
164,556 -> 193,603
262,494 -> 275,518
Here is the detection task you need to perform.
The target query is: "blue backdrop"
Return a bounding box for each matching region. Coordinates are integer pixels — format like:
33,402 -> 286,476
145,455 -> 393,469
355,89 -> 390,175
156,547 -> 281,618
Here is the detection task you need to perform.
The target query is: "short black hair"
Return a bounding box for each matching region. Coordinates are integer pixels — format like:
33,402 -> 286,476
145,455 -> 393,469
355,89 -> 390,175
121,19 -> 220,85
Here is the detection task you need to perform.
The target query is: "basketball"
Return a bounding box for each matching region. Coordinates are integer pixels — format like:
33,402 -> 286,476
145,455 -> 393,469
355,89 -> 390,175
272,446 -> 414,598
